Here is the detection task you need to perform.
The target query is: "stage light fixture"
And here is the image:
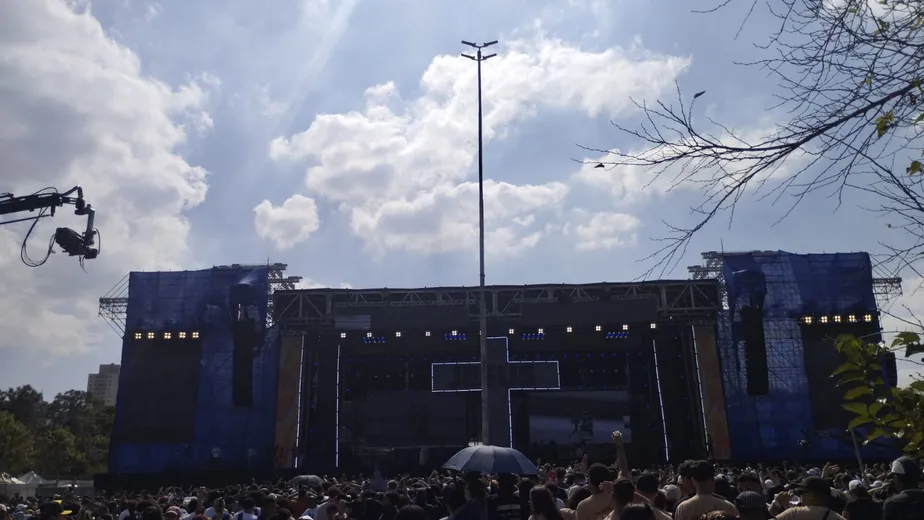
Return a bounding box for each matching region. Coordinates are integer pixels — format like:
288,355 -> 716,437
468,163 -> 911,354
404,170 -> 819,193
833,315 -> 842,323
864,314 -> 873,322
425,331 -> 431,337
595,325 -> 602,332
848,315 -> 857,323
452,330 -> 458,336
566,326 -> 572,333
340,332 -> 347,338
802,316 -> 813,324
396,331 -> 402,337
191,332 -> 199,339
164,332 -> 172,339
147,332 -> 155,339
538,328 -> 544,334
650,323 -> 657,329
366,332 -> 373,338
508,328 -> 515,335
133,332 -> 142,340
622,324 -> 629,331
178,332 -> 187,339
820,316 -> 829,324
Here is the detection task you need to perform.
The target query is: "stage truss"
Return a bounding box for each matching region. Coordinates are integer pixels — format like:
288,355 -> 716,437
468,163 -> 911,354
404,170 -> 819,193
686,251 -> 902,395
273,279 -> 721,334
98,263 -> 301,336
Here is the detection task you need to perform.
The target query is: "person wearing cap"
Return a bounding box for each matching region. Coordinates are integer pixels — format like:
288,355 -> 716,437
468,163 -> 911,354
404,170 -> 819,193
672,461 -> 738,520
843,480 -> 881,520
661,485 -> 683,514
774,477 -> 844,520
882,456 -> 924,520
735,491 -> 772,520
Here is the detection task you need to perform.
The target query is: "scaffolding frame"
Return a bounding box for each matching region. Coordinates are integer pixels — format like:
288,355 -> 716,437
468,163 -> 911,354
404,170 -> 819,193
687,250 -> 902,458
98,263 -> 301,336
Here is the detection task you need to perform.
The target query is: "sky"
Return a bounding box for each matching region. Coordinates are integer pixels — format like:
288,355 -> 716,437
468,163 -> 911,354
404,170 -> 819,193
1,0 -> 922,399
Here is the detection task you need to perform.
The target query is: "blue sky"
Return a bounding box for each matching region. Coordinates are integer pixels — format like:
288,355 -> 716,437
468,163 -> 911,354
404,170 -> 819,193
0,0 -> 921,398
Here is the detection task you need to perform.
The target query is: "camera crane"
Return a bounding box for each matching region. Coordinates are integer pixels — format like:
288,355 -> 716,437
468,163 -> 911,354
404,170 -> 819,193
0,186 -> 100,267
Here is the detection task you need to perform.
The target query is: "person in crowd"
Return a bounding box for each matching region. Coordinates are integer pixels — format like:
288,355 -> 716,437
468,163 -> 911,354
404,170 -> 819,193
528,487 -> 563,520
736,474 -> 765,496
488,474 -> 521,520
615,504 -> 655,520
774,477 -> 845,520
882,456 -> 924,520
567,475 -> 586,501
734,491 -> 773,520
842,480 -> 881,520
605,479 -> 637,520
660,485 -> 683,514
576,464 -> 615,520
671,461 -> 738,520
561,488 -> 592,520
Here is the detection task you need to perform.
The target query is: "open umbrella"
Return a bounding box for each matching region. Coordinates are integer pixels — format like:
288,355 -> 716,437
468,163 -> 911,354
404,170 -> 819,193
290,475 -> 323,487
442,445 -> 538,475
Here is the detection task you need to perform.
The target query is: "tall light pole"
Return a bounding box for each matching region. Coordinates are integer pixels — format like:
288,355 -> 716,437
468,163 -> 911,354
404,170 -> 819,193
462,39 -> 497,446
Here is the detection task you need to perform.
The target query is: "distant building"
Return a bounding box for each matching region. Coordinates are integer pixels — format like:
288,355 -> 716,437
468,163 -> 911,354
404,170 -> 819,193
87,364 -> 120,407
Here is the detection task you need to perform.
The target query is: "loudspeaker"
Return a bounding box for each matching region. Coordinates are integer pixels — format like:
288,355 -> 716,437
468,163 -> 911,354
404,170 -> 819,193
882,351 -> 898,388
740,305 -> 769,395
232,318 -> 256,406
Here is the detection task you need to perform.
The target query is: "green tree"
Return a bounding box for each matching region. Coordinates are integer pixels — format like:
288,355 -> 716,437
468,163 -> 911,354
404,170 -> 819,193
585,0 -> 924,275
0,385 -> 47,431
0,411 -> 34,474
834,333 -> 924,455
33,427 -> 87,477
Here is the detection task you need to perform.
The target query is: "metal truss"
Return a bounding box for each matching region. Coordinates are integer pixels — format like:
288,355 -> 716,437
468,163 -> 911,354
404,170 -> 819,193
273,279 -> 721,333
97,262 -> 301,336
686,251 -> 902,395
689,251 -> 904,308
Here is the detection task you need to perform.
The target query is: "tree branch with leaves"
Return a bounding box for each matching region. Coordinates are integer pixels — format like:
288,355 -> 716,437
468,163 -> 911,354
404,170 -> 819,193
834,332 -> 924,454
583,0 -> 924,278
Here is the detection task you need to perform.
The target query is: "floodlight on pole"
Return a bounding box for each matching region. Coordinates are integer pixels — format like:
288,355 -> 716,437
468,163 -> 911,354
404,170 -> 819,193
460,38 -> 497,447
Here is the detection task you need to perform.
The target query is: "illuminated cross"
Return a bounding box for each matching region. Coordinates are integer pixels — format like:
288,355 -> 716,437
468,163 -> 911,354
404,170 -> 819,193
430,336 -> 561,447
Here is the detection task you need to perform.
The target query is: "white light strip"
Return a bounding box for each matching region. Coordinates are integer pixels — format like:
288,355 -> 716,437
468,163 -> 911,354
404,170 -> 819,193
335,343 -> 341,468
689,325 -> 709,454
294,334 -> 306,468
651,339 -> 670,461
431,336 -> 560,447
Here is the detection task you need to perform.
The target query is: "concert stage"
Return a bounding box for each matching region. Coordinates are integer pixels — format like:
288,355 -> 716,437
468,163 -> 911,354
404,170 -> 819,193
273,280 -> 721,474
100,251 -> 902,483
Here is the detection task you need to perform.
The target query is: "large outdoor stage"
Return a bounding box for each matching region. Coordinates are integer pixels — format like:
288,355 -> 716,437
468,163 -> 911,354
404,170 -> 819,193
99,251 -> 903,485
272,280 -> 721,474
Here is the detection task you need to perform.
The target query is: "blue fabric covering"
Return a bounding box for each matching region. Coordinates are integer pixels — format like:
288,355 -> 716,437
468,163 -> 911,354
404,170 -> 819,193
719,251 -> 895,460
110,267 -> 281,473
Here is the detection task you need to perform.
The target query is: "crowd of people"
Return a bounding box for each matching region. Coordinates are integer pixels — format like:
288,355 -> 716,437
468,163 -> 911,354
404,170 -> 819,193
2,435 -> 922,520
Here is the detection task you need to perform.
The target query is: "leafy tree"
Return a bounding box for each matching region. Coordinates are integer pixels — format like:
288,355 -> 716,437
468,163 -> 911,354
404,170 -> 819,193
33,427 -> 87,477
0,411 -> 34,474
0,385 -> 47,431
834,332 -> 924,454
0,386 -> 115,477
585,0 -> 924,275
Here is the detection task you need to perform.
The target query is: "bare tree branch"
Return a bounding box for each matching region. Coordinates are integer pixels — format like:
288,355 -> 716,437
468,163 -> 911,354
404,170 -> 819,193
582,0 -> 924,280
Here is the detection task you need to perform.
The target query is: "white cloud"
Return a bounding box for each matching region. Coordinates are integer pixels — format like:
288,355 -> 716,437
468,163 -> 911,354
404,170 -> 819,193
254,195 -> 321,250
564,210 -> 640,250
269,33 -> 690,254
0,0 -> 211,355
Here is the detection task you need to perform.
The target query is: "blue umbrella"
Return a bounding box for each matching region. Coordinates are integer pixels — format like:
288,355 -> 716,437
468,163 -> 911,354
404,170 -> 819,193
442,445 -> 539,475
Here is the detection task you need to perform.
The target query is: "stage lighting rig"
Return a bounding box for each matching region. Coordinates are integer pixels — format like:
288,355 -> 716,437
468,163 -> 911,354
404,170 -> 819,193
0,186 -> 100,267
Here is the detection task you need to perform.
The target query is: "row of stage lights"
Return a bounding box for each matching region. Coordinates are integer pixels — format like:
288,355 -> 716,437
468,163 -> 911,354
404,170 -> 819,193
352,324 -> 654,343
132,331 -> 200,340
800,314 -> 874,325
